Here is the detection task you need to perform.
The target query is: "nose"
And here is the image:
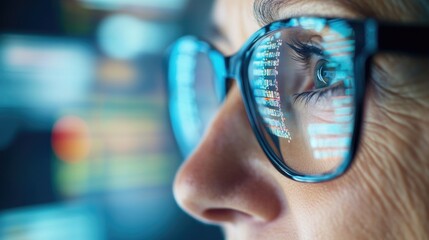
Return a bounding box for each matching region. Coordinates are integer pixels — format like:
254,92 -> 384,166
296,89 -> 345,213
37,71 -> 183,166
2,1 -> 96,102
173,86 -> 284,224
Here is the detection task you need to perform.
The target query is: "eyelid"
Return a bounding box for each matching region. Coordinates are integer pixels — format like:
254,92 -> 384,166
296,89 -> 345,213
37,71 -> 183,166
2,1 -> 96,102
288,32 -> 325,56
286,38 -> 325,71
288,41 -> 323,59
292,81 -> 344,105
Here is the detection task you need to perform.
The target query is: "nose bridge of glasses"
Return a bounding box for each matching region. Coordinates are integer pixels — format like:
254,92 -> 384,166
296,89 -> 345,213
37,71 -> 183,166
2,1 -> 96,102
222,55 -> 243,101
209,53 -> 242,102
225,54 -> 242,80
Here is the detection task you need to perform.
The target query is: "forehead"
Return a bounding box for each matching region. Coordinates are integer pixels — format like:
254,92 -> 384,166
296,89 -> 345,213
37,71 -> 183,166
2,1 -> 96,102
213,0 -> 361,53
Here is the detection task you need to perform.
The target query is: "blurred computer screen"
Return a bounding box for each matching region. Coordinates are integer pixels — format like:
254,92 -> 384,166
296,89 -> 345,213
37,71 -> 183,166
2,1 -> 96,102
0,0 -> 221,239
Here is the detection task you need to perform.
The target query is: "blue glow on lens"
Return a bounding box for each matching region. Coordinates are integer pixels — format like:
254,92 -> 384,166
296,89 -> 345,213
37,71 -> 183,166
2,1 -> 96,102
334,106 -> 353,115
169,37 -> 201,155
329,20 -> 353,38
332,97 -> 353,107
307,123 -> 353,135
313,149 -> 347,160
298,17 -> 327,32
310,137 -> 351,148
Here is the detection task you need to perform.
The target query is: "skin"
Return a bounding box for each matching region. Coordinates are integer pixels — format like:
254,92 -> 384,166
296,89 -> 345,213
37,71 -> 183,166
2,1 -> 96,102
173,0 -> 429,239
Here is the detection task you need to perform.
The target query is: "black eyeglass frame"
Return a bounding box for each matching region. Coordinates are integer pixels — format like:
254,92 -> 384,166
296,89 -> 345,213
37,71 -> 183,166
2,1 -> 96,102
167,17 -> 429,183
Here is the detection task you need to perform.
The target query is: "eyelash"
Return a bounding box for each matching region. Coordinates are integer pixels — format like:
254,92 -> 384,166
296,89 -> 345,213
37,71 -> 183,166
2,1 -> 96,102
293,83 -> 344,105
287,40 -> 342,104
287,39 -> 323,67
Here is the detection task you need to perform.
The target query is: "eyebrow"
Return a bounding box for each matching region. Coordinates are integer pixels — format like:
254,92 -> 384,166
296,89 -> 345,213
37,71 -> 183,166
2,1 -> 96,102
253,0 -> 367,26
253,0 -> 293,26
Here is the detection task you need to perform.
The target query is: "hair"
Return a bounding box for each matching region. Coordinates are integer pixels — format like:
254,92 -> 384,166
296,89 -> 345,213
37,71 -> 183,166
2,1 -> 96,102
253,0 -> 429,26
345,0 -> 429,22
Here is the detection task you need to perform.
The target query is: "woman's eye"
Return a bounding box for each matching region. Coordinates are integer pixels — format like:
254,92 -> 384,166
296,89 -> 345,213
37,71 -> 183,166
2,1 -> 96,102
286,38 -> 349,104
314,59 -> 336,89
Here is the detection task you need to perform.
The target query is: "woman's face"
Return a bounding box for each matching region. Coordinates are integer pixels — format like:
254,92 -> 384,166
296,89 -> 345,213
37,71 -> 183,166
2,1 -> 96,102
173,0 -> 429,239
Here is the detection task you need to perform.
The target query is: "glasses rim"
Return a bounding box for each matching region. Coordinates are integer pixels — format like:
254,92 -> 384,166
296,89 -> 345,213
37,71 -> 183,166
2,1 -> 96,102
167,16 -> 429,182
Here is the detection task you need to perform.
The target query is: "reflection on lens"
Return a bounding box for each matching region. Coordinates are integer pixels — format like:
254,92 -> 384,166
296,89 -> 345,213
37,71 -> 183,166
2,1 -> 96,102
194,52 -> 218,130
248,18 -> 356,176
169,37 -> 219,156
251,32 -> 292,142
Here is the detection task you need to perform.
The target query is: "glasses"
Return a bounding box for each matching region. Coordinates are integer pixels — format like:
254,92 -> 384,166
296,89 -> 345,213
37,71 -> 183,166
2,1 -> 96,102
166,17 -> 429,182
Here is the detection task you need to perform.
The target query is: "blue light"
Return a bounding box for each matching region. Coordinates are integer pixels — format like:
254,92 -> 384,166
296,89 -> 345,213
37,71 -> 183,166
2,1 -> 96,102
298,17 -> 327,32
80,0 -> 189,11
0,203 -> 104,240
97,14 -> 179,59
0,35 -> 95,109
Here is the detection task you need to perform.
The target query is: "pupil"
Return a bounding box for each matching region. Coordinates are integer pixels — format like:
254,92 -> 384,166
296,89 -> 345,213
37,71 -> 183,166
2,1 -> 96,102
315,60 -> 335,88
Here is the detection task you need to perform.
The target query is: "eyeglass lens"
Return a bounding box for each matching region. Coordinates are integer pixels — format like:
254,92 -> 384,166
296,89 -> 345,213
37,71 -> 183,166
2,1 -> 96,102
247,18 -> 356,175
169,18 -> 357,177
169,39 -> 220,156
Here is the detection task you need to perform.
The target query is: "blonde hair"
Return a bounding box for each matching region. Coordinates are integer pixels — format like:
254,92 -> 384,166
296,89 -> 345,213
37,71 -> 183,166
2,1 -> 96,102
345,0 -> 429,22
253,0 -> 429,25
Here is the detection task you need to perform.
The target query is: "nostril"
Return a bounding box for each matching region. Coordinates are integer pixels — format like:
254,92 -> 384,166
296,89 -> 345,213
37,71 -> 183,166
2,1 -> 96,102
204,209 -> 236,222
204,208 -> 264,223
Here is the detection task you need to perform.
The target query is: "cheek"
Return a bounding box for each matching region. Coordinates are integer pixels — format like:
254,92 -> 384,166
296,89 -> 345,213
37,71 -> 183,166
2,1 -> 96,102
274,83 -> 413,239
283,177 -> 385,239
279,138 -> 394,239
